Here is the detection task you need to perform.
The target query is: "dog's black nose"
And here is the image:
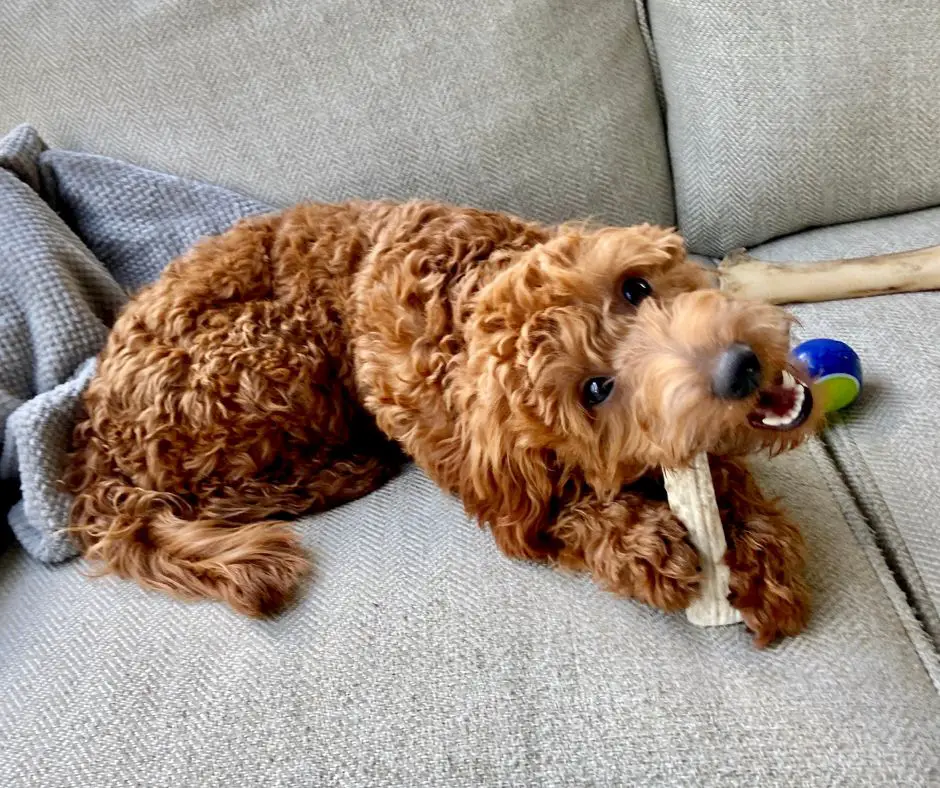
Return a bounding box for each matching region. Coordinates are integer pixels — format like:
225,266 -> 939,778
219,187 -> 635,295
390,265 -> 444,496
712,343 -> 762,399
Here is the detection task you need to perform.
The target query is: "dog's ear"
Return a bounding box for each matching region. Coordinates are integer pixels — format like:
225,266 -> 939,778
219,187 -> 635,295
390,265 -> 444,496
458,262 -> 562,559
458,394 -> 558,560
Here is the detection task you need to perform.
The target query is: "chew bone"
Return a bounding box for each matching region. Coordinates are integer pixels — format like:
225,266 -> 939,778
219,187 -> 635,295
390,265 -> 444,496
713,243 -> 940,305
662,453 -> 742,627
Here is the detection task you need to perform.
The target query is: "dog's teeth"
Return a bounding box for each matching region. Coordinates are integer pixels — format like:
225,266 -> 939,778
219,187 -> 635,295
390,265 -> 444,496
762,385 -> 806,428
759,377 -> 809,429
790,390 -> 803,413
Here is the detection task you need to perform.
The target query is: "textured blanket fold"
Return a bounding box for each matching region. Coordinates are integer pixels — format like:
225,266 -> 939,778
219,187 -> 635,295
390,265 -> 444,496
0,125 -> 269,561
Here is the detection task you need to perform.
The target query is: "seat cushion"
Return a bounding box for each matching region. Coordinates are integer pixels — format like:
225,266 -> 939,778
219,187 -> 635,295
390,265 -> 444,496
0,0 -> 673,228
645,0 -> 940,256
747,206 -> 940,645
1,133 -> 937,787
2,448 -> 938,786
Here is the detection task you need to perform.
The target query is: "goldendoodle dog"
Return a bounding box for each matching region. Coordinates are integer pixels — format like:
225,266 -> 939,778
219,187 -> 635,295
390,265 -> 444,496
65,201 -> 820,646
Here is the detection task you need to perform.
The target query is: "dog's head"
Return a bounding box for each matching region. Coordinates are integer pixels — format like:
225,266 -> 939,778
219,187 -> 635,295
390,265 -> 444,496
459,225 -> 821,548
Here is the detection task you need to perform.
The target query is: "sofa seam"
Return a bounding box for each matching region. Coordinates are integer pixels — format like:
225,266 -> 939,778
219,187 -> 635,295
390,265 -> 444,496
822,421 -> 940,642
806,438 -> 940,692
630,0 -> 679,231
631,0 -> 665,114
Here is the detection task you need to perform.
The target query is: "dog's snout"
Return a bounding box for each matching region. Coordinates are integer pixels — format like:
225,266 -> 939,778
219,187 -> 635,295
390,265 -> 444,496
712,343 -> 762,399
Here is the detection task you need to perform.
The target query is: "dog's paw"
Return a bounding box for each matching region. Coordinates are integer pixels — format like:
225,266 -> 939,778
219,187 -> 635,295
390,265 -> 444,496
608,508 -> 703,613
640,550 -> 703,613
729,571 -> 810,648
725,514 -> 810,647
208,524 -> 311,617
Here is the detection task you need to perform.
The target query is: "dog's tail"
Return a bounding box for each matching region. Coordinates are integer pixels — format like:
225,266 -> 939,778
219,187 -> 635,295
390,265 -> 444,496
64,467 -> 310,617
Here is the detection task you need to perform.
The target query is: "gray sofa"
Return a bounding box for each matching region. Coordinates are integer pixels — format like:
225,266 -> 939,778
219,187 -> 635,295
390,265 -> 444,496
1,1 -> 938,785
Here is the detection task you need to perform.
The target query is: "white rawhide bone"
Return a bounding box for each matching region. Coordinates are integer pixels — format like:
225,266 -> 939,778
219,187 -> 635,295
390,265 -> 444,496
662,452 -> 742,627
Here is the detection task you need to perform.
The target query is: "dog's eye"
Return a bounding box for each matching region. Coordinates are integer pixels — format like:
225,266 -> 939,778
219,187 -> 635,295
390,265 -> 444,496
583,377 -> 615,407
622,277 -> 653,306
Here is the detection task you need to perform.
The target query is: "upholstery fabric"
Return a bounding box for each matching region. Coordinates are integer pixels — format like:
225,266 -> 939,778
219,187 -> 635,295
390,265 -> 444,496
3,2 -> 940,784
645,0 -> 940,256
1,447 -> 938,786
0,126 -> 269,562
0,0 -> 674,229
0,130 -> 936,788
749,206 -> 940,646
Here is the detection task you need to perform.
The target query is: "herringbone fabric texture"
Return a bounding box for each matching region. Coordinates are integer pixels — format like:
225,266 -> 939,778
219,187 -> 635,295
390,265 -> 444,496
0,125 -> 270,562
0,131 -> 937,788
2,450 -> 938,786
751,207 -> 940,647
646,0 -> 940,256
0,0 -> 674,230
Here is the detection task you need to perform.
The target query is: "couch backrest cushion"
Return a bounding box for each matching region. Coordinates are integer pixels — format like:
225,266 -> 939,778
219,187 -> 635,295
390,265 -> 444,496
0,1 -> 673,228
646,0 -> 940,256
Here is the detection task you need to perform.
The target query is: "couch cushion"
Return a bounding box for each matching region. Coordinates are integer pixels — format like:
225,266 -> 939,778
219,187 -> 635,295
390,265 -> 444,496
2,447 -> 938,786
645,0 -> 940,256
0,0 -> 673,228
748,206 -> 940,646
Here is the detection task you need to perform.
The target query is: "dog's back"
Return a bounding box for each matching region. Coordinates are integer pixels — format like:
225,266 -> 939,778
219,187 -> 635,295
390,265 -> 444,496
63,200 -> 545,614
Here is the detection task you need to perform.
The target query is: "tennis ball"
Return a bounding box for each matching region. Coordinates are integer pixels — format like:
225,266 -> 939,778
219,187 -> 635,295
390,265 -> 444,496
792,338 -> 862,413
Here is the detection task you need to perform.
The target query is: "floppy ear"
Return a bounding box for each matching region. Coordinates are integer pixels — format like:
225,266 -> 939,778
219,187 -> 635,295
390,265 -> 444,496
457,256 -> 563,560
459,392 -> 559,560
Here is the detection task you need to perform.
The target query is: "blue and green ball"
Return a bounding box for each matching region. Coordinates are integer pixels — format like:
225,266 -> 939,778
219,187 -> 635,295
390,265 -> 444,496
792,338 -> 862,413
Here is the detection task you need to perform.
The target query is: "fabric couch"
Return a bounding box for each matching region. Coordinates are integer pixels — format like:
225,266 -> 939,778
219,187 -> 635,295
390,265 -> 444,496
1,1 -> 938,785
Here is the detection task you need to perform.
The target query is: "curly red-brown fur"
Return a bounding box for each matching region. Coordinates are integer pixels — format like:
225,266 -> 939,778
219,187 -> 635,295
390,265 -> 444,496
65,200 -> 819,643
711,457 -> 811,647
551,488 -> 703,612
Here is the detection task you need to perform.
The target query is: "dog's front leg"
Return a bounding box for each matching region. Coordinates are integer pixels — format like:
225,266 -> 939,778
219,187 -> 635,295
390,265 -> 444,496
549,492 -> 703,613
710,457 -> 811,647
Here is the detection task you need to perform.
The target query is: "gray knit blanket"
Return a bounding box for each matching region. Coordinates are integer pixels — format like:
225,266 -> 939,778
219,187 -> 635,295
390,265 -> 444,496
0,125 -> 269,561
